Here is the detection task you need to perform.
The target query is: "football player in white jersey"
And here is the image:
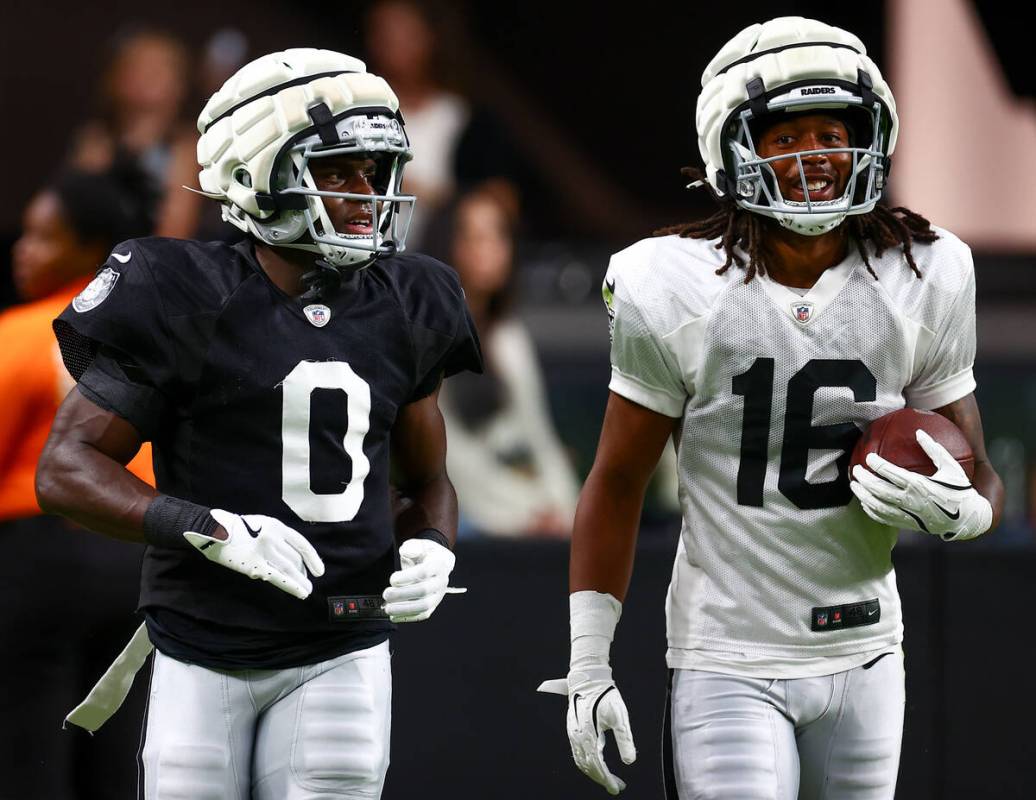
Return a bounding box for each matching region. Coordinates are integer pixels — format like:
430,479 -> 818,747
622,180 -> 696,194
539,16 -> 1005,800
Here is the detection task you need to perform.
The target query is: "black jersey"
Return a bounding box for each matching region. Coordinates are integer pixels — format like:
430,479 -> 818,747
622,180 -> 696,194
54,238 -> 481,669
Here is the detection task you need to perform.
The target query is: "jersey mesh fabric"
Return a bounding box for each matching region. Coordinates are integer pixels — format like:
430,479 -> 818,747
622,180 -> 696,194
605,228 -> 975,673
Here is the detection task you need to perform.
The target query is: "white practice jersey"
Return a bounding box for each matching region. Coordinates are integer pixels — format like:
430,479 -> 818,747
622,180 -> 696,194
604,229 -> 976,677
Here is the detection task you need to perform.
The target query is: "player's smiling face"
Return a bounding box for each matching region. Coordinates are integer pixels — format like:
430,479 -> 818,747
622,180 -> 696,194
308,155 -> 380,237
754,113 -> 853,204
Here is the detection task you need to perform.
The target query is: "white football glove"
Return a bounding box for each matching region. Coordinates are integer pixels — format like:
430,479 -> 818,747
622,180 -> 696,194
850,429 -> 992,541
382,538 -> 463,622
183,509 -> 325,599
538,591 -> 636,796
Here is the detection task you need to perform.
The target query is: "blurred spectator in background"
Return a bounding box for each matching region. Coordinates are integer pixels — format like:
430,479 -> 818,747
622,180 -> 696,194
439,188 -> 579,538
197,27 -> 250,100
0,170 -> 154,799
68,28 -> 202,239
2,168 -> 155,515
194,27 -> 252,242
365,0 -> 519,248
365,0 -> 465,246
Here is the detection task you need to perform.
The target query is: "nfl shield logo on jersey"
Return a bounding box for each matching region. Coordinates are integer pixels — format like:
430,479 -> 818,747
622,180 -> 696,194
792,301 -> 815,324
304,304 -> 331,328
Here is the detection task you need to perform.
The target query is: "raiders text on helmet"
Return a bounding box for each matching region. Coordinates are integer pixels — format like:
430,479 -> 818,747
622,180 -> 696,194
696,17 -> 899,235
196,48 -> 415,268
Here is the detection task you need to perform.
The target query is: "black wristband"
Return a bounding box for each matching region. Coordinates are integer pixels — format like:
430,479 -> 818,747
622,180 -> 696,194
143,495 -> 218,549
409,528 -> 451,551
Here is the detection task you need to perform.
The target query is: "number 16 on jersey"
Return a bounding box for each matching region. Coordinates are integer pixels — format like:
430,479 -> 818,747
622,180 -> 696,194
733,358 -> 876,510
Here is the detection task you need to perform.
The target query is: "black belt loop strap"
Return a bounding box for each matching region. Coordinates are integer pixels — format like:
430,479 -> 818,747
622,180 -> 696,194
135,652 -> 156,800
307,102 -> 340,146
857,69 -> 876,108
661,668 -> 679,800
746,77 -> 768,117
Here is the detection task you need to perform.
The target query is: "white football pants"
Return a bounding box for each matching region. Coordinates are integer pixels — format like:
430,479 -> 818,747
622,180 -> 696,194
668,651 -> 905,800
140,640 -> 391,800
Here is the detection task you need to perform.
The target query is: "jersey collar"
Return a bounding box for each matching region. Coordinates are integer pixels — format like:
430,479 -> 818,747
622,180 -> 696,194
233,238 -> 362,324
755,249 -> 861,326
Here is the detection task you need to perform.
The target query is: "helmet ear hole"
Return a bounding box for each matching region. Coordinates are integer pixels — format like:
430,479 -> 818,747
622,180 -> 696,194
233,168 -> 253,189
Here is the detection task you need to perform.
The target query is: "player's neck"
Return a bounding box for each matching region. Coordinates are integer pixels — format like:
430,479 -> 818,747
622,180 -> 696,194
253,242 -> 314,298
762,224 -> 850,290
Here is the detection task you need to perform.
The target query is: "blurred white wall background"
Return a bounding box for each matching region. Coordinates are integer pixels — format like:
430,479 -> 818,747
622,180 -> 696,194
889,0 -> 1036,251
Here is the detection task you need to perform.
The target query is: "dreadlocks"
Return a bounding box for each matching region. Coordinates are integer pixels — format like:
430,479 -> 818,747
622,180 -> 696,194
655,167 -> 939,283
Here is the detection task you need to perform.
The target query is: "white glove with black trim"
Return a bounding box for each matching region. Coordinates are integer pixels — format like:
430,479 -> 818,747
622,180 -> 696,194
850,429 -> 993,541
382,538 -> 462,622
183,509 -> 325,599
538,591 -> 636,795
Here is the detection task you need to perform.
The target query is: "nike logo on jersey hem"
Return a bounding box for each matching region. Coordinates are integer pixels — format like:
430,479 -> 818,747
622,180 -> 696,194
862,652 -> 892,670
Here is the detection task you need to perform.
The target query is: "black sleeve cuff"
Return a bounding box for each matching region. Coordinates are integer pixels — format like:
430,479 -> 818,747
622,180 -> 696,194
408,528 -> 451,551
143,495 -> 218,549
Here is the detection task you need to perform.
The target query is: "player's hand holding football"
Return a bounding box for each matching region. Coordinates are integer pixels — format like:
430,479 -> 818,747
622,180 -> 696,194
382,537 -> 460,622
538,591 -> 636,795
850,429 -> 992,540
184,509 -> 325,599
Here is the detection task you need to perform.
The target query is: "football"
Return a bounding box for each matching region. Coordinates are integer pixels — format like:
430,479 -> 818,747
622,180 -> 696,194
850,408 -> 975,480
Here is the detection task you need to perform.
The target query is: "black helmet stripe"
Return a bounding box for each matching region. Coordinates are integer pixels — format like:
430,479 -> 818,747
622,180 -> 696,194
203,70 -> 356,132
716,41 -> 861,77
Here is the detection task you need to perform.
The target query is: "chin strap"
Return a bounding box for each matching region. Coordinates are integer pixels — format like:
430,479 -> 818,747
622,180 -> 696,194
299,259 -> 343,302
299,250 -> 386,301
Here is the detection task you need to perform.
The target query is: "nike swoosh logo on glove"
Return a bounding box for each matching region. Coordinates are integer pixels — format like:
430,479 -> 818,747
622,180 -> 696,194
902,508 -> 929,533
930,478 -> 971,491
573,693 -> 582,725
591,686 -> 616,736
935,504 -> 960,520
244,520 -> 261,538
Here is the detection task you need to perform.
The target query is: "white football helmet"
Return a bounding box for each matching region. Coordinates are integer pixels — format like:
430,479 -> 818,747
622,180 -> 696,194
696,17 -> 898,235
196,48 -> 414,268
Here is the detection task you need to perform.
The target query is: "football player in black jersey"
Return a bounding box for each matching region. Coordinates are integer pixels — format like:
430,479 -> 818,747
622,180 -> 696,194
36,48 -> 482,799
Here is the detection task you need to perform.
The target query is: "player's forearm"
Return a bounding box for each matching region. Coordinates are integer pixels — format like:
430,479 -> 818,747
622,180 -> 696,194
36,438 -> 156,542
394,471 -> 459,548
569,464 -> 647,602
972,458 -> 1004,532
934,394 -> 1004,533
